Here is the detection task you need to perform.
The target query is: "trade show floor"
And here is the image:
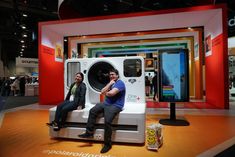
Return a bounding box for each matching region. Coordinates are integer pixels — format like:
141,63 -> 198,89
1,102 -> 235,157
0,96 -> 38,110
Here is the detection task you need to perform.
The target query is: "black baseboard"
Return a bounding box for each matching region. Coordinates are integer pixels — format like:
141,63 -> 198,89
215,144 -> 235,157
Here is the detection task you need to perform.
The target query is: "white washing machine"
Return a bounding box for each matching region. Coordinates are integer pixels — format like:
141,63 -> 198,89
49,56 -> 146,143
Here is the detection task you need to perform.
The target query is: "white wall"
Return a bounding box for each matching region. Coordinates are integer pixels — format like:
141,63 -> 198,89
204,10 -> 223,56
42,27 -> 64,49
44,9 -> 220,36
228,37 -> 235,48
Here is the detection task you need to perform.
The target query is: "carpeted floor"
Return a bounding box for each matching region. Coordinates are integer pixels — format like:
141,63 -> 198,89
0,96 -> 38,111
215,144 -> 235,157
1,109 -> 235,157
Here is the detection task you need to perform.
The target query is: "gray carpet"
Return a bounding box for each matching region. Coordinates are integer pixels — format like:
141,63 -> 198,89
215,144 -> 235,157
0,96 -> 38,111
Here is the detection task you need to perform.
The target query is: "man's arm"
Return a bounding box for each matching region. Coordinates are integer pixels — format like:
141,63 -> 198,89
101,80 -> 120,97
101,80 -> 115,95
105,88 -> 119,97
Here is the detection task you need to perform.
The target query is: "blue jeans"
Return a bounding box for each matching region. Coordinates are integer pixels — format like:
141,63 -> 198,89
54,100 -> 77,126
86,103 -> 122,146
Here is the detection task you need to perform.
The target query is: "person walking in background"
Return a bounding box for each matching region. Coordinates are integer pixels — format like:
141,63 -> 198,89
1,77 -> 11,96
19,76 -> 26,96
78,69 -> 126,154
148,73 -> 153,95
10,77 -> 20,96
47,72 -> 86,131
145,76 -> 150,96
152,71 -> 158,101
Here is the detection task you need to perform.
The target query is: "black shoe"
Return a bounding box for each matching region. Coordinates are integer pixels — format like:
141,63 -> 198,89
78,132 -> 93,138
46,122 -> 53,126
46,121 -> 56,127
100,145 -> 112,153
53,125 -> 60,131
51,122 -> 61,131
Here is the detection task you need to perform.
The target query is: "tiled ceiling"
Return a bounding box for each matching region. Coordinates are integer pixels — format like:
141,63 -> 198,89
0,0 -> 234,63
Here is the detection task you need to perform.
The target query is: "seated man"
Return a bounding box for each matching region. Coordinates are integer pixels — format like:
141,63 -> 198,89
78,69 -> 126,154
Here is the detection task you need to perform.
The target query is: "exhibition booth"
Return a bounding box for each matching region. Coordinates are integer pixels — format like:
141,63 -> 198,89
39,4 -> 228,109
0,4 -> 231,157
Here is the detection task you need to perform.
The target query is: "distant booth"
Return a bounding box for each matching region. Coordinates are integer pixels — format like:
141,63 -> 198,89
38,4 -> 228,109
15,57 -> 39,96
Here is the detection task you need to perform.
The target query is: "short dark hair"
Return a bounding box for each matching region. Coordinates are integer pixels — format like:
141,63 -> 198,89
76,72 -> 84,82
110,69 -> 119,76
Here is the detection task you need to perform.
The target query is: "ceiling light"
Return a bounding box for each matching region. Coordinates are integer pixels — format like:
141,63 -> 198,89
23,14 -> 28,17
23,34 -> 28,37
188,27 -> 193,30
21,49 -> 24,51
22,45 -> 26,48
20,51 -> 23,54
20,40 -> 25,43
21,25 -> 26,29
64,39 -> 67,42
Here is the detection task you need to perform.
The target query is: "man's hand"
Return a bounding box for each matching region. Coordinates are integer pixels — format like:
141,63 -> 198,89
101,80 -> 115,95
109,80 -> 115,85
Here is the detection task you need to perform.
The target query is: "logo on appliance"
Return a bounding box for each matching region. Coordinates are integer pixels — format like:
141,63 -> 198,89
126,94 -> 140,102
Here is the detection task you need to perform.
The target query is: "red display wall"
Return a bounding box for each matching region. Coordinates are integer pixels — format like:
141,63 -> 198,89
194,29 -> 203,99
205,34 -> 229,109
39,45 -> 64,105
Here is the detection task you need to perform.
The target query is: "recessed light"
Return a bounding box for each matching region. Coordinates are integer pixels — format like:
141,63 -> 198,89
21,25 -> 26,29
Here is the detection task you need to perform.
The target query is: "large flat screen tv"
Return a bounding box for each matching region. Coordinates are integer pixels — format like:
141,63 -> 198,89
158,49 -> 189,102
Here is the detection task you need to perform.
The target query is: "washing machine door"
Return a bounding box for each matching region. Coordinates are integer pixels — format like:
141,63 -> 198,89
88,61 -> 114,92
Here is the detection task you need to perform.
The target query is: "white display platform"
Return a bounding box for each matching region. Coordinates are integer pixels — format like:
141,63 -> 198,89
49,57 -> 146,143
25,84 -> 39,96
49,102 -> 146,143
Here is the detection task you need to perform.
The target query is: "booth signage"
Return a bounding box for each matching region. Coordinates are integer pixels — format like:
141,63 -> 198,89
228,11 -> 235,37
16,57 -> 38,67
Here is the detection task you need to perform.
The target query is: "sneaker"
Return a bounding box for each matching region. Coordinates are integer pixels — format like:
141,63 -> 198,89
100,145 -> 112,153
78,132 -> 93,138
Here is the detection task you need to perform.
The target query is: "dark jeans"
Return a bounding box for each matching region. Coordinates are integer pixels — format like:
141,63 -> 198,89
86,103 -> 122,146
54,100 -> 77,126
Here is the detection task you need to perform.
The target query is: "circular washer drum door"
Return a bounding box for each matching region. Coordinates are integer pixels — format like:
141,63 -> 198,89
88,61 -> 114,92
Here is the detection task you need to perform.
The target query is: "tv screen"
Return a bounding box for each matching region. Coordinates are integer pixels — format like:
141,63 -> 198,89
158,49 -> 189,102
